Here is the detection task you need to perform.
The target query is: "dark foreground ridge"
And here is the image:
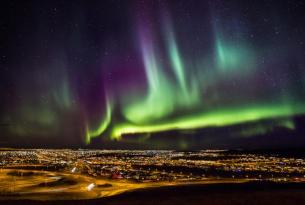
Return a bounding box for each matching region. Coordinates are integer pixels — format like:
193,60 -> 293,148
3,181 -> 305,205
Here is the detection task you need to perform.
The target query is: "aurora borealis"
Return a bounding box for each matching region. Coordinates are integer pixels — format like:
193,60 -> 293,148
1,0 -> 305,148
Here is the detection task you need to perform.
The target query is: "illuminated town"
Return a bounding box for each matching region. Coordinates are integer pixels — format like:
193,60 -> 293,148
0,149 -> 305,200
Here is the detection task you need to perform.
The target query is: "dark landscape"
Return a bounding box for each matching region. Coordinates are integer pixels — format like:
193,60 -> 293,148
3,182 -> 305,205
0,149 -> 305,204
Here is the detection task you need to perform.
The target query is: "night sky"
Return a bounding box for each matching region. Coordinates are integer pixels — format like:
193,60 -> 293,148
1,0 -> 305,149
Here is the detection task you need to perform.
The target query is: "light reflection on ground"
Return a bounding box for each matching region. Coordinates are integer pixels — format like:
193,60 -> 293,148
0,169 -> 248,200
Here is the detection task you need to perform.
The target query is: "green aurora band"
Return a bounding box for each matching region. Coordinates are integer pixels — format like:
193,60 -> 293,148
122,14 -> 200,124
84,14 -> 305,144
85,98 -> 112,144
112,103 -> 305,139
4,1 -> 305,149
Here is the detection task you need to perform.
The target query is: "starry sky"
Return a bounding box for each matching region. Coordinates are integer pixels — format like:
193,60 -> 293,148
1,0 -> 305,149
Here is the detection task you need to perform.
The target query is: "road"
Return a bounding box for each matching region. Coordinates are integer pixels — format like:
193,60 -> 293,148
0,169 -> 250,200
